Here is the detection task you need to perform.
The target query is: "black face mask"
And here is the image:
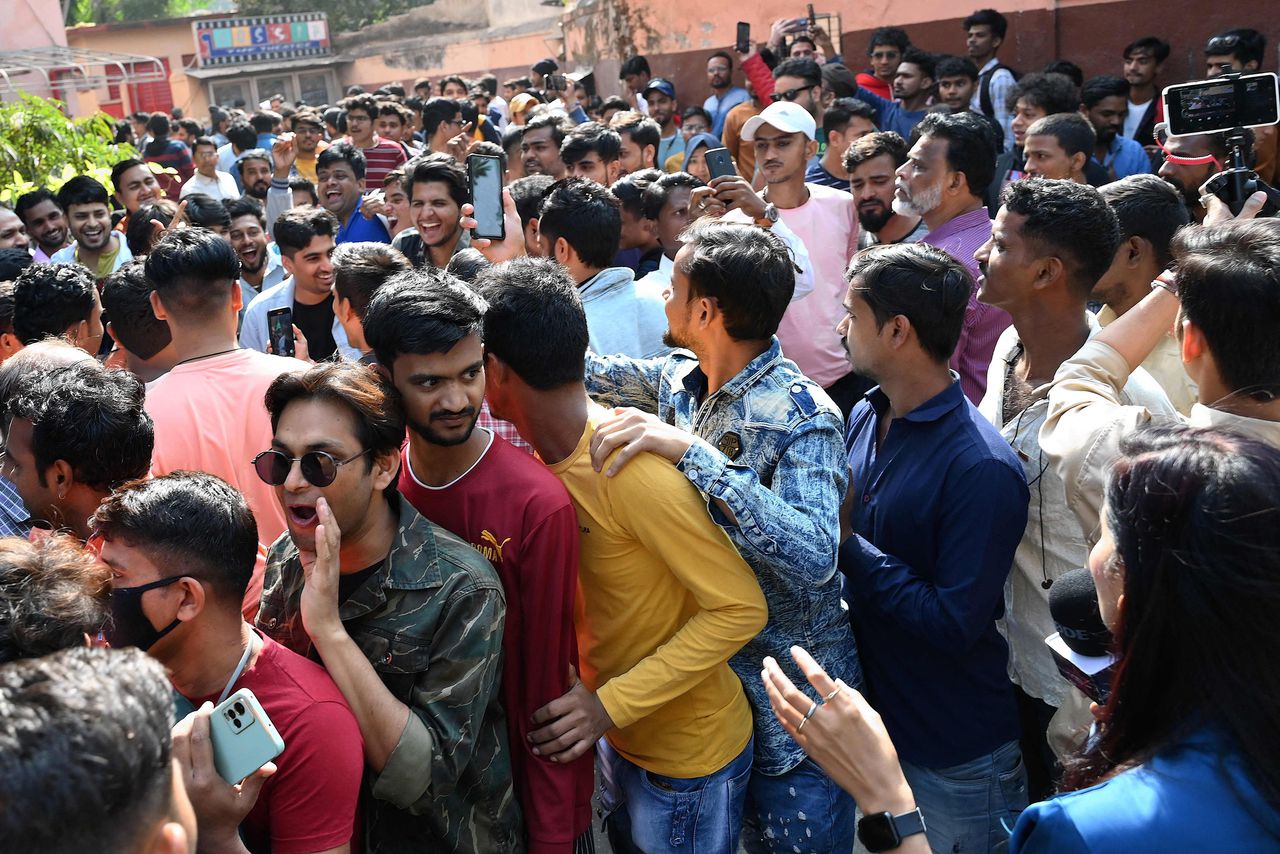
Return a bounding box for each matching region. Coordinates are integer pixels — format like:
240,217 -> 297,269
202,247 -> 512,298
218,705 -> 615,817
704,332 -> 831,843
105,575 -> 184,651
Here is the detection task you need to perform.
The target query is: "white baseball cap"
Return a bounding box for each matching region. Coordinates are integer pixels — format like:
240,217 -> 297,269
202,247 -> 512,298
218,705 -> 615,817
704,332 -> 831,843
742,101 -> 817,141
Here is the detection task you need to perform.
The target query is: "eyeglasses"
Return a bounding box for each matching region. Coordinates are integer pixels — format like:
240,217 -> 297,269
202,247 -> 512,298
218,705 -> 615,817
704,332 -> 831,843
771,84 -> 818,103
252,448 -> 373,487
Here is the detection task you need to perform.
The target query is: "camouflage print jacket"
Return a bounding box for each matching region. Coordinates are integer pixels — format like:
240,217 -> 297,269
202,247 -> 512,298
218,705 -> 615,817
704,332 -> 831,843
256,495 -> 523,853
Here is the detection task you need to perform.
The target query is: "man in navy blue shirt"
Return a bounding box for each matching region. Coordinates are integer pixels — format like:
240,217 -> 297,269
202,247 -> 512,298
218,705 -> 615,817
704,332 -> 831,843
315,141 -> 391,245
837,241 -> 1029,853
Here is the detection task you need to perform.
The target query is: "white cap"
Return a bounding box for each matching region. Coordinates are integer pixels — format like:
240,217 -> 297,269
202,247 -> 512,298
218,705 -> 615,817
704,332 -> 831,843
742,101 -> 817,141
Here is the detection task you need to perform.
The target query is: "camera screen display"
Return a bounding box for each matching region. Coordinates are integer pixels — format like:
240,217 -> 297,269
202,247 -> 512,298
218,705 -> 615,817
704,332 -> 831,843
1164,72 -> 1279,136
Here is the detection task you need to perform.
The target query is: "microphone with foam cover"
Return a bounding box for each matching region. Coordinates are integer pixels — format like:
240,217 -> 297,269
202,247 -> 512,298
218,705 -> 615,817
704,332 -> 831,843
1049,567 -> 1113,657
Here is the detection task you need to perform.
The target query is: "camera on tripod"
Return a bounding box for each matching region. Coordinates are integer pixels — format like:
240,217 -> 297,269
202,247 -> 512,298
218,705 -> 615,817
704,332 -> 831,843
1162,72 -> 1280,215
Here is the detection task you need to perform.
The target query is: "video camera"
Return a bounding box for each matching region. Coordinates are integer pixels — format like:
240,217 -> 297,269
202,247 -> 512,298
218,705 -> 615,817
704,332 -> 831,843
1162,72 -> 1280,215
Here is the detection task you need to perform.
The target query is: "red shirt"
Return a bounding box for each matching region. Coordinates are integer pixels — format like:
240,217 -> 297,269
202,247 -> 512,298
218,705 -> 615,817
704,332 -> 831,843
355,136 -> 408,188
398,431 -> 591,853
188,632 -> 365,854
856,71 -> 894,101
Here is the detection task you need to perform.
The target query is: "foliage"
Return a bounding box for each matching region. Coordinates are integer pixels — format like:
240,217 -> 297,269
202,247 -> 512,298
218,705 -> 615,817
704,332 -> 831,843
235,0 -> 436,36
65,0 -> 206,25
0,93 -> 140,206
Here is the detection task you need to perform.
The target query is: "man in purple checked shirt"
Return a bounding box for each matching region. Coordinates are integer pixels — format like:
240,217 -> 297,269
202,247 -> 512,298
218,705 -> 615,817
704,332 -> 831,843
895,111 -> 1010,403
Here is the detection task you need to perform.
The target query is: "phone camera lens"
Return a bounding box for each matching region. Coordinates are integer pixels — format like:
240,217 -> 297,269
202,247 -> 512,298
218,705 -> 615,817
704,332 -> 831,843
234,701 -> 245,716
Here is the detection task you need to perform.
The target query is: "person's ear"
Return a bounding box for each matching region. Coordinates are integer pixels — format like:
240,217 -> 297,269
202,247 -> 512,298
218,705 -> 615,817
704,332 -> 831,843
149,290 -> 169,322
0,331 -> 22,360
175,577 -> 206,623
357,178 -> 367,194
1035,256 -> 1065,290
1181,316 -> 1207,365
48,459 -> 74,499
554,236 -> 573,266
280,252 -> 295,277
806,138 -> 820,160
1124,236 -> 1145,268
1069,151 -> 1086,177
372,446 -> 401,492
230,282 -> 244,313
105,322 -> 120,348
144,821 -> 189,854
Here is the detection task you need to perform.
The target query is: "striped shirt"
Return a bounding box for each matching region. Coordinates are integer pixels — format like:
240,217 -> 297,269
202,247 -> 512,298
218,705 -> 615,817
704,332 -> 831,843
922,206 -> 1011,404
355,136 -> 407,188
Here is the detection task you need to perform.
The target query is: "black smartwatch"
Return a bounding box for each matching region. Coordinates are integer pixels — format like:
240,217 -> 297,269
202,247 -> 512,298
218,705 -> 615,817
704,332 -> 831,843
857,807 -> 927,852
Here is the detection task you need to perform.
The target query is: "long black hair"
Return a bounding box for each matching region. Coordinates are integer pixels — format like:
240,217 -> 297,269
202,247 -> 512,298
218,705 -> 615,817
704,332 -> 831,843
1064,426 -> 1280,816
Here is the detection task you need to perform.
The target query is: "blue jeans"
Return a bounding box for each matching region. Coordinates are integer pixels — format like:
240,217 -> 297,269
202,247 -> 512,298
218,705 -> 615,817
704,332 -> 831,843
901,740 -> 1028,854
599,736 -> 753,853
742,758 -> 857,853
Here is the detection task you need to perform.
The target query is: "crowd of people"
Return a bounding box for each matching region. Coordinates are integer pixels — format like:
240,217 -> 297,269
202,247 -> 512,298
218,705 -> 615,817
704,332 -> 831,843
0,9 -> 1278,854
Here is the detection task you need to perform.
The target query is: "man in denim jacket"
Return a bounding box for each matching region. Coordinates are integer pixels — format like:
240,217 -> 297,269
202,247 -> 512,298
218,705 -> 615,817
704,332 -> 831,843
585,218 -> 863,852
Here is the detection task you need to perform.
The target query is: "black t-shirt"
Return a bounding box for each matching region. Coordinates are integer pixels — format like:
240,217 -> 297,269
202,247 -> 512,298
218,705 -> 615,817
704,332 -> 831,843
338,561 -> 383,604
293,295 -> 338,361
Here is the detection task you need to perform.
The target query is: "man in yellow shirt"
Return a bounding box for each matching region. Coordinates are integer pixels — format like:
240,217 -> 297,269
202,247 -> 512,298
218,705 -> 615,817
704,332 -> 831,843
289,109 -> 329,185
480,257 -> 767,853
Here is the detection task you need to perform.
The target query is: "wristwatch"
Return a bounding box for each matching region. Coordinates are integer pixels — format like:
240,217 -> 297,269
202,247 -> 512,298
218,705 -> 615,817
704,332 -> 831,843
857,808 -> 927,852
754,202 -> 780,229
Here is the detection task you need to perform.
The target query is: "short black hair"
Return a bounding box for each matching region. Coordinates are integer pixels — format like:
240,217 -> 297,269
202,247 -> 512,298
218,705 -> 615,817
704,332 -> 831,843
145,112 -> 169,137
846,242 -> 972,363
525,113 -> 571,149
421,96 -> 462,139
54,175 -> 109,211
406,153 -> 468,208
248,112 -> 275,134
1025,112 -> 1096,158
176,118 -> 202,140
101,261 -> 170,360
437,74 -> 469,95
446,247 -> 492,284
12,264 -> 96,345
144,227 -> 241,319
999,179 -> 1122,296
478,257 -> 588,390
868,26 -> 910,54
8,363 -> 153,492
340,92 -> 378,118
224,195 -> 266,227
1174,219 -> 1280,400
272,206 -> 339,257
0,248 -> 32,285
1123,36 -> 1170,63
92,472 -> 258,602
124,200 -> 178,258
914,111 -> 998,197
708,50 -> 734,70
0,647 -> 176,854
509,174 -> 555,227
0,535 -> 109,664
332,241 -> 412,318
110,159 -> 149,195
561,121 -> 622,166
844,130 -> 910,173
537,178 -> 621,269
772,57 -> 822,86
1081,75 -> 1129,109
317,140 -> 367,181
620,56 -> 651,78
935,55 -> 979,81
1041,60 -> 1084,88
1008,72 -> 1080,115
682,106 -> 714,126
288,178 -> 319,205
0,281 -> 14,337
899,47 -> 937,80
1205,28 -> 1266,66
13,188 -> 58,225
191,135 -> 218,155
1099,174 -> 1190,270
600,96 -> 630,114
614,168 -> 663,217
226,121 -> 257,152
641,171 -> 702,220
823,97 -> 877,135
264,361 -> 406,464
608,112 -> 661,162
678,220 -> 796,340
235,148 -> 272,178
182,192 -> 232,231
963,8 -> 1008,39
364,269 -> 487,370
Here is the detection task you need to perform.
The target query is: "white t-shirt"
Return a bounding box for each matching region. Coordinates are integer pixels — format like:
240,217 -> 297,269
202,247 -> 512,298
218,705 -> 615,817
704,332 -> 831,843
181,170 -> 240,201
1123,98 -> 1152,140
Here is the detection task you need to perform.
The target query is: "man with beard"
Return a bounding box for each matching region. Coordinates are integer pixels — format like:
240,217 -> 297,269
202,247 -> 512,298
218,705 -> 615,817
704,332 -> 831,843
1080,76 -> 1150,181
390,155 -> 469,269
703,51 -> 749,137
520,114 -> 569,180
893,48 -> 936,114
1156,126 -> 1244,223
226,197 -> 285,305
237,149 -> 274,205
51,177 -> 133,278
1120,37 -> 1168,147
847,131 -> 928,248
14,190 -> 68,262
361,271 -> 593,852
894,111 -> 1009,403
643,79 -> 684,169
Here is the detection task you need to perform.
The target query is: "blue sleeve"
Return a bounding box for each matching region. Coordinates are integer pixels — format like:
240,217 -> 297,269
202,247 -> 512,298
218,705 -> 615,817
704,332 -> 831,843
855,86 -> 895,124
1009,799 -> 1092,854
583,351 -> 667,411
239,295 -> 270,354
1114,137 -> 1153,178
840,457 -> 1028,652
679,414 -> 849,589
568,104 -> 590,125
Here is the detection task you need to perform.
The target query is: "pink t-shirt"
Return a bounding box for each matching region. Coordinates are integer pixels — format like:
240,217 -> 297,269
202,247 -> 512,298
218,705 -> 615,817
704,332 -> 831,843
773,183 -> 861,388
145,349 -> 308,617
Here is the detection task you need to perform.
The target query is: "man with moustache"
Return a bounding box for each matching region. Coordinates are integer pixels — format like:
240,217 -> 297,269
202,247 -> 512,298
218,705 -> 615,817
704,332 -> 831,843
1157,126 -> 1246,223
51,177 -> 133,279
1080,76 -> 1150,181
14,190 -> 69,263
521,114 -> 569,180
391,155 -> 470,270
226,197 -> 286,305
846,132 -> 928,248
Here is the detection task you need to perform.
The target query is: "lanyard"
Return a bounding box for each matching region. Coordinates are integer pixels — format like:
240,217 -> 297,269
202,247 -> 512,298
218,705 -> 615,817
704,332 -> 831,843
217,631 -> 260,705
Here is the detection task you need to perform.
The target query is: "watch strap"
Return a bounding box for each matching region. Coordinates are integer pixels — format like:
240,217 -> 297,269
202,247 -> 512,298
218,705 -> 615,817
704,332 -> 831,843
858,807 -> 927,852
894,807 -> 926,839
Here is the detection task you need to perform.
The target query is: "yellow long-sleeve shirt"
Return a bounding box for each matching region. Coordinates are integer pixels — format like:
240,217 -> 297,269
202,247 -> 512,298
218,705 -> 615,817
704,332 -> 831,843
548,407 -> 767,778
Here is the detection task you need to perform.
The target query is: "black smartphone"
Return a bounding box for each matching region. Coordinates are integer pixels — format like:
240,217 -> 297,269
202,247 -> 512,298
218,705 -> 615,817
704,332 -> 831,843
704,147 -> 736,180
467,153 -> 505,240
735,22 -> 751,54
1162,72 -> 1279,137
807,4 -> 816,27
266,307 -> 294,358
546,73 -> 568,92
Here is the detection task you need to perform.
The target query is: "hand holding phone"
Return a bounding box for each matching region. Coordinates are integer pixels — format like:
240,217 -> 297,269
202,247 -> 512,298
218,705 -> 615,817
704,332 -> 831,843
467,153 -> 506,240
704,147 -> 737,180
736,21 -> 751,54
209,688 -> 286,785
172,700 -> 276,842
267,307 -> 295,358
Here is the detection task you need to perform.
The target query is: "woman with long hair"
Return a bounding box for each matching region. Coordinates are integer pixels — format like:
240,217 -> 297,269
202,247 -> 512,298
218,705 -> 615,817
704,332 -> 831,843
764,425 -> 1280,851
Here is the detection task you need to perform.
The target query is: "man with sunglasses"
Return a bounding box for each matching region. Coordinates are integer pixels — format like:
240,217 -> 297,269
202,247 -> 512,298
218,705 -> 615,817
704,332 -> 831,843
771,58 -> 826,124
144,229 -> 308,618
94,472 -> 365,854
255,361 -> 520,853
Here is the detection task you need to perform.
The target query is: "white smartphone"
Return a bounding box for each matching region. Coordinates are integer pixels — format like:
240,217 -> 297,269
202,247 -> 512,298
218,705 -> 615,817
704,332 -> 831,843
210,687 -> 286,785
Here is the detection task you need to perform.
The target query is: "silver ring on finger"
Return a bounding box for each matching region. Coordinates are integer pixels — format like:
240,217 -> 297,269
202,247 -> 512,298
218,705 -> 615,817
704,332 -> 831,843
797,699 -> 819,732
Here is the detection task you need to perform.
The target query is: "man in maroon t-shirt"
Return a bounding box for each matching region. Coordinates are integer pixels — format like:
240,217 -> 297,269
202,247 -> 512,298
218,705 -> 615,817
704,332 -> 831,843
95,472 -> 365,854
363,269 -> 592,854
340,93 -> 407,188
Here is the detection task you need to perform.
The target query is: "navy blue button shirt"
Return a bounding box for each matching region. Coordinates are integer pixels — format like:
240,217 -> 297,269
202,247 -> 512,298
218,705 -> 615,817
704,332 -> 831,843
841,379 -> 1028,769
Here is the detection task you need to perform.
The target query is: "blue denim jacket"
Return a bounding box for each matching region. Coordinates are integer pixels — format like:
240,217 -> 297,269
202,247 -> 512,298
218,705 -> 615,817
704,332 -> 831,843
586,337 -> 862,775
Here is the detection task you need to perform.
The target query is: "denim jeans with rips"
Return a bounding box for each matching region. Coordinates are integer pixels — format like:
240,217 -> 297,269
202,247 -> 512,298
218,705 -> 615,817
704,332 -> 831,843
599,735 -> 754,853
741,758 -> 857,853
